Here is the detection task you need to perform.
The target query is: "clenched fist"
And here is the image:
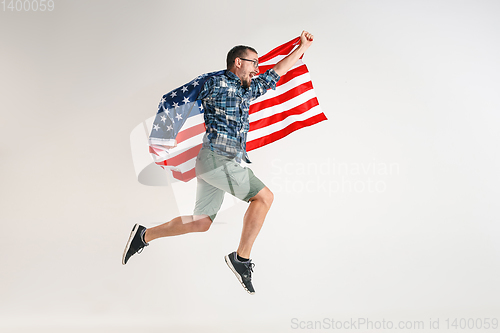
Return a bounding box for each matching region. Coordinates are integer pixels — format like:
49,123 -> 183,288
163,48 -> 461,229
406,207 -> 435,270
300,31 -> 314,49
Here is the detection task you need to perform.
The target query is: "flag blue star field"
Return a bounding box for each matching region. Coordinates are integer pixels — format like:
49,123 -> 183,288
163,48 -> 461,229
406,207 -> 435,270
148,70 -> 224,180
148,37 -> 327,182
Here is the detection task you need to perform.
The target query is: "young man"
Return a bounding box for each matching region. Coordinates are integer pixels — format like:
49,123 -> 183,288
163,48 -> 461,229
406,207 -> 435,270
123,31 -> 314,294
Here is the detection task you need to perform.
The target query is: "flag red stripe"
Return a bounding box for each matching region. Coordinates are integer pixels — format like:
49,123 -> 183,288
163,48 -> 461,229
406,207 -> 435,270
258,37 -> 299,63
257,65 -> 274,74
247,112 -> 328,151
250,97 -> 319,131
176,123 -> 205,143
172,168 -> 196,182
276,65 -> 309,87
155,144 -> 202,167
250,81 -> 314,115
257,64 -> 308,87
149,146 -> 159,156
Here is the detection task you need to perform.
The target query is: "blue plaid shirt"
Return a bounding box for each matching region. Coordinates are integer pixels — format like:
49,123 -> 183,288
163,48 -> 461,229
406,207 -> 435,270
197,68 -> 280,163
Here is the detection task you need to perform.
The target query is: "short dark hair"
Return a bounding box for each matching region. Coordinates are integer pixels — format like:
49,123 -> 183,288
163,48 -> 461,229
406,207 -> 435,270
226,45 -> 258,69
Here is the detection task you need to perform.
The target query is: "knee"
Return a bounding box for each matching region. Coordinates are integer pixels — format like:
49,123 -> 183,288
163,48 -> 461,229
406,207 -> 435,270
265,189 -> 274,207
193,216 -> 212,232
257,187 -> 274,209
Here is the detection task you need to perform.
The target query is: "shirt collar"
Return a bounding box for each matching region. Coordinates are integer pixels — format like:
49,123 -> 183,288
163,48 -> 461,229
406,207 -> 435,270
225,70 -> 241,84
225,70 -> 253,91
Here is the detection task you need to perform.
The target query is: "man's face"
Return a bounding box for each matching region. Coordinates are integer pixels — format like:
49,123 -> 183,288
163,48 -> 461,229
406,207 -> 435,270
238,50 -> 259,88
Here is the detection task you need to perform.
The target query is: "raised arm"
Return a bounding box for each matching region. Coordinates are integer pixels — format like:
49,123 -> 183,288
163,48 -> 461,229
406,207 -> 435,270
273,30 -> 314,77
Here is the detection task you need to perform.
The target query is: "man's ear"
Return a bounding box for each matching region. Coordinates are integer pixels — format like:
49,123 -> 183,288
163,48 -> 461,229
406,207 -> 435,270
234,57 -> 242,69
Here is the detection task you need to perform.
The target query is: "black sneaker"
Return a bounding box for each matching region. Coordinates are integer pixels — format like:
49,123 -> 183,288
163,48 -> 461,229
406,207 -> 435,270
224,251 -> 256,294
122,224 -> 148,265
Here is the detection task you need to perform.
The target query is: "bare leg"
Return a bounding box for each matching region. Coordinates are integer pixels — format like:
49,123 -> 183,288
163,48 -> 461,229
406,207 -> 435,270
144,215 -> 212,243
237,187 -> 274,259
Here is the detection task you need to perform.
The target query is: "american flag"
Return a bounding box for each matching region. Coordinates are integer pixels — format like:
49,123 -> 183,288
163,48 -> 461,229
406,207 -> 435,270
148,36 -> 327,182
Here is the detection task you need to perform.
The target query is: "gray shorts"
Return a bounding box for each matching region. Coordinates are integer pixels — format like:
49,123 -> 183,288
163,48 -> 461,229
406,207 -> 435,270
193,148 -> 266,221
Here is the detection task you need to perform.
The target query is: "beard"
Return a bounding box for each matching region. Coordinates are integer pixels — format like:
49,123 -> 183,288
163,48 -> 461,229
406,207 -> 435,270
242,77 -> 251,89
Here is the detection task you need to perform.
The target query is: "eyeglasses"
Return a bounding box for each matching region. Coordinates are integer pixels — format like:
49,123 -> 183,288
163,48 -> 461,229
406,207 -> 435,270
240,58 -> 259,68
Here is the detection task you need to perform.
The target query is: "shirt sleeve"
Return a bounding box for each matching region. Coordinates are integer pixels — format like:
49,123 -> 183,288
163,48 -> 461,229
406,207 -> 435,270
197,76 -> 216,101
250,68 -> 281,100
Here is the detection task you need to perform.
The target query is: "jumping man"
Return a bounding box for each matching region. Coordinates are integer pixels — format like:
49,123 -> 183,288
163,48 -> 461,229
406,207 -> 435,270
123,31 -> 314,294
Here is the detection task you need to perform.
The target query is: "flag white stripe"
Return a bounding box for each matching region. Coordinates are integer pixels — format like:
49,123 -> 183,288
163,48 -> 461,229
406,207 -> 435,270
152,131 -> 205,163
183,112 -> 204,128
171,132 -> 204,154
149,106 -> 203,140
259,54 -> 288,66
259,56 -> 302,69
251,70 -> 312,106
175,157 -> 197,173
258,45 -> 300,66
247,105 -> 324,142
249,89 -> 318,123
150,112 -> 204,160
253,59 -> 303,83
165,105 -> 323,174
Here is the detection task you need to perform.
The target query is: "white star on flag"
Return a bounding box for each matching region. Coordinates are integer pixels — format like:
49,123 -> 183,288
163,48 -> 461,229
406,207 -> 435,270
183,96 -> 190,104
160,115 -> 166,123
170,91 -> 177,98
166,125 -> 173,131
153,124 -> 160,131
172,102 -> 179,109
192,81 -> 199,87
175,113 -> 182,121
181,86 -> 188,93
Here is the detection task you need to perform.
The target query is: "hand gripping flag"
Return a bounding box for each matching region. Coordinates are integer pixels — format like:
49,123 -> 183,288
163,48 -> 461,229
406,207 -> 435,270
148,36 -> 327,182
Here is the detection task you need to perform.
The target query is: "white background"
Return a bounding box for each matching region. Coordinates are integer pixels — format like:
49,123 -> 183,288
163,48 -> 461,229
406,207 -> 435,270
1,0 -> 499,332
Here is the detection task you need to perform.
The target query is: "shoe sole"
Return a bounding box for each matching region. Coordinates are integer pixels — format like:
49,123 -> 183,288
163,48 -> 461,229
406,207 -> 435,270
224,254 -> 255,295
122,224 -> 139,265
